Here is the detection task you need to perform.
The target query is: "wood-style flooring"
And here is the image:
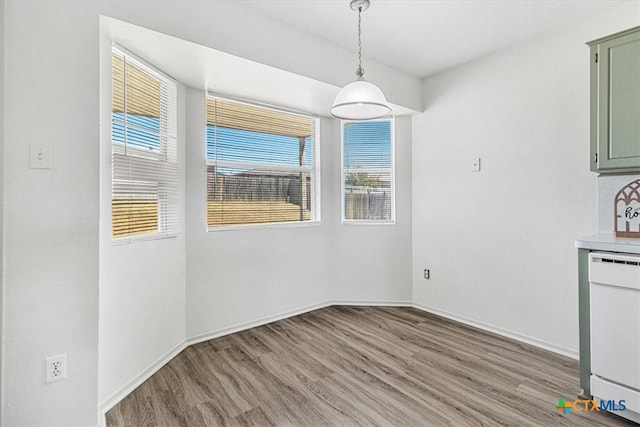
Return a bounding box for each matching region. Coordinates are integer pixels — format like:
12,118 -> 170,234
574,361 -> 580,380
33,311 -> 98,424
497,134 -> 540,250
106,306 -> 633,426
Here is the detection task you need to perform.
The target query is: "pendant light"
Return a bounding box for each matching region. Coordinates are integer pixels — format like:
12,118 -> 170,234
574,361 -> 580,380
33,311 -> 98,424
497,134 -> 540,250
330,0 -> 392,120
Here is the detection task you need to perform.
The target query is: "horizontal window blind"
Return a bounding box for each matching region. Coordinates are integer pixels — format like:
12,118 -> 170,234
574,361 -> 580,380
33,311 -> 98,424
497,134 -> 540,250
342,119 -> 394,223
112,48 -> 179,242
206,96 -> 319,228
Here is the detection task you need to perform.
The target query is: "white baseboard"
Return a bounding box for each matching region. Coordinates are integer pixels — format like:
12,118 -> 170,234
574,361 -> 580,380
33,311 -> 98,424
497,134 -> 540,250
332,299 -> 412,307
98,340 -> 187,426
186,301 -> 333,346
186,299 -> 412,346
411,302 -> 579,360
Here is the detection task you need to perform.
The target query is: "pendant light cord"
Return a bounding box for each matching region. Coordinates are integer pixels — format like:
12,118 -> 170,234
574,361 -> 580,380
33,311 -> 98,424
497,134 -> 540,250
356,6 -> 364,79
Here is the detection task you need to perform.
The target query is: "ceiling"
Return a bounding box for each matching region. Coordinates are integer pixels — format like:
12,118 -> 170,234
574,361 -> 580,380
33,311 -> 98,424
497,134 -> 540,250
242,0 -> 629,78
103,17 -> 417,117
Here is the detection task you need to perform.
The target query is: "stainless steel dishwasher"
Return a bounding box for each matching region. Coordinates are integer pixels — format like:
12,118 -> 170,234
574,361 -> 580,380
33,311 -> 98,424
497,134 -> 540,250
590,252 -> 640,423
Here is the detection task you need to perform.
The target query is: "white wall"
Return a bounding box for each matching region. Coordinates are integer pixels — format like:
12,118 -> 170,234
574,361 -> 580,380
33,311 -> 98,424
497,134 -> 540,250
412,2 -> 640,356
97,28 -> 188,410
329,116 -> 413,304
184,88 -> 333,338
185,91 -> 413,340
2,1 -> 417,425
3,2 -> 100,425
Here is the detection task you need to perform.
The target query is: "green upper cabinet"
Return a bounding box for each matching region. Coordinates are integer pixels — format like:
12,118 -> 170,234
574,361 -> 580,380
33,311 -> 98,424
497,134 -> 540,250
589,27 -> 640,174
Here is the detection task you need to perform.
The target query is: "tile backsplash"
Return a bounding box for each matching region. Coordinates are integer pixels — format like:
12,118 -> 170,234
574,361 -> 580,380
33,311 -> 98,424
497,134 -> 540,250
598,174 -> 640,232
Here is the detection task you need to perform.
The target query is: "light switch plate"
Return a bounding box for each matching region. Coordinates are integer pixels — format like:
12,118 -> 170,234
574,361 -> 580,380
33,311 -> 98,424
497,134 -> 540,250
30,144 -> 52,169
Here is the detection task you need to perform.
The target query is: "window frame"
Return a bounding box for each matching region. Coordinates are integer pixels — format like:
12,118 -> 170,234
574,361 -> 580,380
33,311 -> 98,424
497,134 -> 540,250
205,94 -> 321,232
111,46 -> 179,244
340,118 -> 396,225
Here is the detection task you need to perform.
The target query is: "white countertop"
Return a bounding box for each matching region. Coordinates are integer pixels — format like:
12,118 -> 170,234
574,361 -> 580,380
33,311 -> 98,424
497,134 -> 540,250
576,233 -> 640,254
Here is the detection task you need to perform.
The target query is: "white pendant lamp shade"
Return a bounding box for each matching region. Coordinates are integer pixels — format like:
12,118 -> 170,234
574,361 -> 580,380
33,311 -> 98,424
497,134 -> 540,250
331,79 -> 392,120
330,0 -> 391,121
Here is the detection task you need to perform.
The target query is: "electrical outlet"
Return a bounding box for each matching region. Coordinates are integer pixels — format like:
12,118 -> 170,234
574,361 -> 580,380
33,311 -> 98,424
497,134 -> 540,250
471,157 -> 481,172
424,269 -> 430,280
45,354 -> 67,383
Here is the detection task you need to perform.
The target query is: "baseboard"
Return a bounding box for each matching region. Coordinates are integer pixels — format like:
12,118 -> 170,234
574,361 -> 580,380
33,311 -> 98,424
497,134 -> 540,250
186,299 -> 412,346
411,302 -> 579,360
186,301 -> 334,346
98,340 -> 187,426
332,299 -> 412,307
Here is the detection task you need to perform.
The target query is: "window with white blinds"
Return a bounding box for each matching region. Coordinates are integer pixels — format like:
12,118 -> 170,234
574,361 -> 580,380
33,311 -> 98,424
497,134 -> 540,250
342,119 -> 395,223
111,48 -> 179,242
206,95 -> 320,229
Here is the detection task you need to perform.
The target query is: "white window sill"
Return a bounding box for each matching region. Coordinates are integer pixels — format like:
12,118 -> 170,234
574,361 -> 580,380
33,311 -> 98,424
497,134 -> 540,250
112,232 -> 178,245
341,220 -> 396,226
207,220 -> 321,233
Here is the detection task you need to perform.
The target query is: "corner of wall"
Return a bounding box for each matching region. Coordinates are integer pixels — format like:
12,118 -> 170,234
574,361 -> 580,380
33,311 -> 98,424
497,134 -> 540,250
0,0 -> 5,422
98,23 -> 188,408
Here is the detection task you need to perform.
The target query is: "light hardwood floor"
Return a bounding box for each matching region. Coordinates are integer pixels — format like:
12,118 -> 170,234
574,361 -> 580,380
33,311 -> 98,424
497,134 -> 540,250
106,306 -> 632,426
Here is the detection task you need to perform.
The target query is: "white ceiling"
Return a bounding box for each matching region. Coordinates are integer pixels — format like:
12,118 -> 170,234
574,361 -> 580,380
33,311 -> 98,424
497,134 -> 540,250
102,17 -> 417,116
242,0 -> 630,78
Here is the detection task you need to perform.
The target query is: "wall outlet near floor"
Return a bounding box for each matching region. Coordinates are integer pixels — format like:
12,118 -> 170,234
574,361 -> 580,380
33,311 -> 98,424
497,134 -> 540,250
45,354 -> 67,383
424,269 -> 430,280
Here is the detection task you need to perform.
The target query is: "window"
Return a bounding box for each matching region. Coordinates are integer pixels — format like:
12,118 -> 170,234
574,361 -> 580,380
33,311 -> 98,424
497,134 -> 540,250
206,96 -> 320,229
342,119 -> 395,223
111,48 -> 178,242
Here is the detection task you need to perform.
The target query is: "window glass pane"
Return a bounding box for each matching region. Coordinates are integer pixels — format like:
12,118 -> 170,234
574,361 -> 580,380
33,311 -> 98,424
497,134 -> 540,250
207,126 -> 312,167
342,120 -> 394,223
344,120 -> 391,169
344,172 -> 391,221
206,96 -> 319,228
111,49 -> 179,242
112,54 -> 125,144
207,165 -> 313,226
113,112 -> 160,151
112,180 -> 159,237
